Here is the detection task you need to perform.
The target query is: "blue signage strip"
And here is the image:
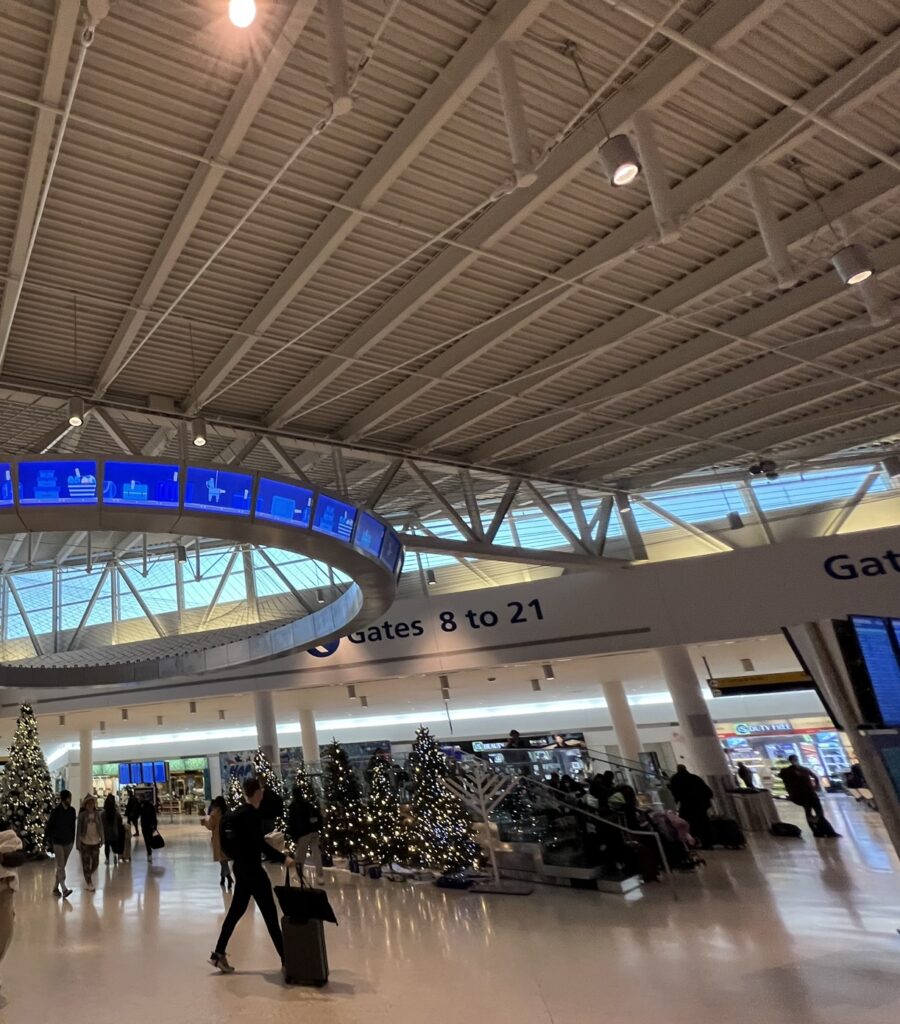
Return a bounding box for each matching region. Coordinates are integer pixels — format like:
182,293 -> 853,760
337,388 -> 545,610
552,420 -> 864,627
851,615 -> 900,728
355,511 -> 386,558
312,494 -> 357,542
185,466 -> 253,516
104,461 -> 180,507
380,531 -> 402,573
19,460 -> 98,505
0,464 -> 12,507
255,477 -> 314,528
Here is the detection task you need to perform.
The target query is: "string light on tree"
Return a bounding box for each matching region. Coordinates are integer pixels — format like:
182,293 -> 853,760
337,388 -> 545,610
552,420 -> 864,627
366,759 -> 401,866
226,770 -> 244,810
405,726 -> 478,877
0,704 -> 55,855
320,741 -> 370,861
252,748 -> 287,835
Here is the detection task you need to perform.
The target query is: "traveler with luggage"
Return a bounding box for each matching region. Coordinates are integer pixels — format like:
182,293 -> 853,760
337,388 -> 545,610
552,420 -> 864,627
209,778 -> 294,975
202,796 -> 233,890
668,764 -> 714,846
286,786 -> 323,882
125,790 -> 140,837
102,794 -> 125,865
139,796 -> 159,861
779,756 -> 841,838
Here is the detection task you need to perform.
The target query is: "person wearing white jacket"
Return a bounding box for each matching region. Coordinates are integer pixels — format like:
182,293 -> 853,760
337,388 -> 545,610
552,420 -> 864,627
0,821 -> 24,982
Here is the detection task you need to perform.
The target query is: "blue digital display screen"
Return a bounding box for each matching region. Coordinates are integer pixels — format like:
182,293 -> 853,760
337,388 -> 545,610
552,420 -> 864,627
0,464 -> 12,507
118,764 -> 130,786
19,460 -> 98,505
255,478 -> 313,528
355,512 -> 385,557
851,616 -> 900,727
312,494 -> 357,542
130,763 -> 142,785
104,461 -> 180,507
185,467 -> 253,515
380,531 -> 401,572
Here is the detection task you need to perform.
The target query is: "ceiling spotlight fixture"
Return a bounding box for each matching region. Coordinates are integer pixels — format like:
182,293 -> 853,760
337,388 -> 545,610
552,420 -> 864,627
67,395 -> 84,427
441,687 -> 451,701
727,511 -> 745,531
598,133 -> 641,187
425,568 -> 437,586
121,708 -> 128,721
157,716 -> 164,726
360,696 -> 369,708
189,700 -> 197,714
99,720 -> 106,733
884,455 -> 900,481
749,459 -> 778,481
176,544 -> 187,563
190,417 -> 207,447
228,0 -> 256,28
58,715 -> 66,727
831,244 -> 873,286
315,588 -> 326,605
439,674 -> 450,689
347,685 -> 357,700
531,678 -> 542,692
218,709 -> 226,720
542,663 -> 555,681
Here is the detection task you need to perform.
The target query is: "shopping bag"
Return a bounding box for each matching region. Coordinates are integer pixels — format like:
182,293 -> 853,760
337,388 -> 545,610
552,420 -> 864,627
150,832 -> 166,850
274,868 -> 337,924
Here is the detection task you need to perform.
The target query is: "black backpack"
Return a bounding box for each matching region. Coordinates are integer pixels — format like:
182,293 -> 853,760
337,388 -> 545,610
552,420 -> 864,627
219,807 -> 245,861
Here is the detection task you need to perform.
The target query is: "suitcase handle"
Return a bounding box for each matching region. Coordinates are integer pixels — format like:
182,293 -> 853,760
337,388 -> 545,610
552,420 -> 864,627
284,865 -> 308,888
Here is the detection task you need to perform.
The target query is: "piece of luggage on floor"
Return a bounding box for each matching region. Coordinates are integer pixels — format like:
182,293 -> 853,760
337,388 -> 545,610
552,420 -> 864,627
624,837 -> 660,883
708,817 -> 746,849
282,915 -> 329,986
770,821 -> 802,838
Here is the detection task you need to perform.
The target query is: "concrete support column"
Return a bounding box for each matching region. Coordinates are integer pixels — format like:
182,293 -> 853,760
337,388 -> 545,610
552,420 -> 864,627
253,690 -> 279,769
78,728 -> 93,805
602,679 -> 643,766
657,645 -> 730,777
299,708 -> 319,767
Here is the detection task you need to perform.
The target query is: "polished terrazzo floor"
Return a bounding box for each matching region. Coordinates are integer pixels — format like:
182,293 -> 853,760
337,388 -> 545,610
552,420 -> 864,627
2,798 -> 899,1023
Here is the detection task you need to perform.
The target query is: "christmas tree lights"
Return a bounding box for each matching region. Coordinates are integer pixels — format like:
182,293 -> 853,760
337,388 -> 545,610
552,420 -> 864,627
252,748 -> 286,835
226,770 -> 243,810
294,761 -> 318,803
366,758 -> 401,866
405,726 -> 478,876
0,704 -> 54,855
320,740 -> 370,860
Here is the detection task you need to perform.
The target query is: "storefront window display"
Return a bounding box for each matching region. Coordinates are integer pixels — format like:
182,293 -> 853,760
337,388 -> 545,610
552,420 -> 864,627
445,733 -> 589,782
718,717 -> 853,796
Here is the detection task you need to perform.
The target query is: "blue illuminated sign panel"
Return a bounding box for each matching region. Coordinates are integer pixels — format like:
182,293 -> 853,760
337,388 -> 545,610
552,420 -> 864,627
104,462 -> 180,507
185,467 -> 253,515
255,478 -> 313,528
380,531 -> 401,572
0,464 -> 12,507
19,460 -> 98,505
313,495 -> 356,542
355,512 -> 385,557
851,615 -> 900,728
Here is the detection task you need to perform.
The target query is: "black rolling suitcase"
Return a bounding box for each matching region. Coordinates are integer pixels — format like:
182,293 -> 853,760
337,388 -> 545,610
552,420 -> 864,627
709,817 -> 746,849
281,915 -> 329,986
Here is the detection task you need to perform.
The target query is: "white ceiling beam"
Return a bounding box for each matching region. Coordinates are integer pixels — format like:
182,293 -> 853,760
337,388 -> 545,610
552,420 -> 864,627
399,533 -> 624,571
183,0 -> 554,417
91,0 -> 318,398
404,46 -> 900,456
634,496 -> 736,553
91,407 -> 140,455
0,0 -> 80,369
260,0 -> 769,430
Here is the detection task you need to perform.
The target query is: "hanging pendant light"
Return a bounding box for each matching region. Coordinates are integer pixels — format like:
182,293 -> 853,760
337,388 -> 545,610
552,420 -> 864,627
830,244 -> 873,286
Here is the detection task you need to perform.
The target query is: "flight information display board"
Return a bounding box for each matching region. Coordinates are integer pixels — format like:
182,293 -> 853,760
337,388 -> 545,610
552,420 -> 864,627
104,462 -> 180,507
850,615 -> 900,728
185,466 -> 253,515
0,464 -> 12,507
312,494 -> 357,542
19,460 -> 98,505
255,478 -> 313,528
380,530 -> 402,573
355,512 -> 386,558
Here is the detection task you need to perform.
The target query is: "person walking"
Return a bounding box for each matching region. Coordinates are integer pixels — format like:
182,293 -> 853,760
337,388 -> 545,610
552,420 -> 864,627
102,794 -> 124,865
286,785 -> 323,882
737,762 -> 756,790
45,790 -> 76,898
76,794 -> 104,892
668,764 -> 714,846
125,790 -> 140,837
779,755 -> 841,838
208,778 -> 294,974
0,817 -> 24,983
202,796 -> 233,890
139,796 -> 158,861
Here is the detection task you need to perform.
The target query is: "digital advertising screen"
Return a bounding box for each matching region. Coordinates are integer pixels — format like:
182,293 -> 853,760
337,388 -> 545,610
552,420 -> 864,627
104,461 -> 180,507
185,466 -> 253,515
255,478 -> 313,528
18,459 -> 98,505
380,530 -> 402,572
0,463 -> 12,507
850,615 -> 900,728
312,494 -> 357,542
355,511 -> 385,557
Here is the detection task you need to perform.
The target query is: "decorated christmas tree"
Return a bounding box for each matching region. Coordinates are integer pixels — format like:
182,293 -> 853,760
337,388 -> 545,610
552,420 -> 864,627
294,761 -> 318,803
405,726 -> 478,876
0,704 -> 54,855
252,748 -> 286,834
320,740 -> 368,859
226,771 -> 244,810
366,758 -> 401,865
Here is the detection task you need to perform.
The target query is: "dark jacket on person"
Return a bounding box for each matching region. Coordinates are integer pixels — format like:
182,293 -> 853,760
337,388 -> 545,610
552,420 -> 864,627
138,801 -> 157,834
45,803 -> 76,846
668,770 -> 713,810
287,797 -> 322,841
737,764 -> 755,789
779,764 -> 818,804
224,804 -> 287,873
258,788 -> 284,834
125,795 -> 140,822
